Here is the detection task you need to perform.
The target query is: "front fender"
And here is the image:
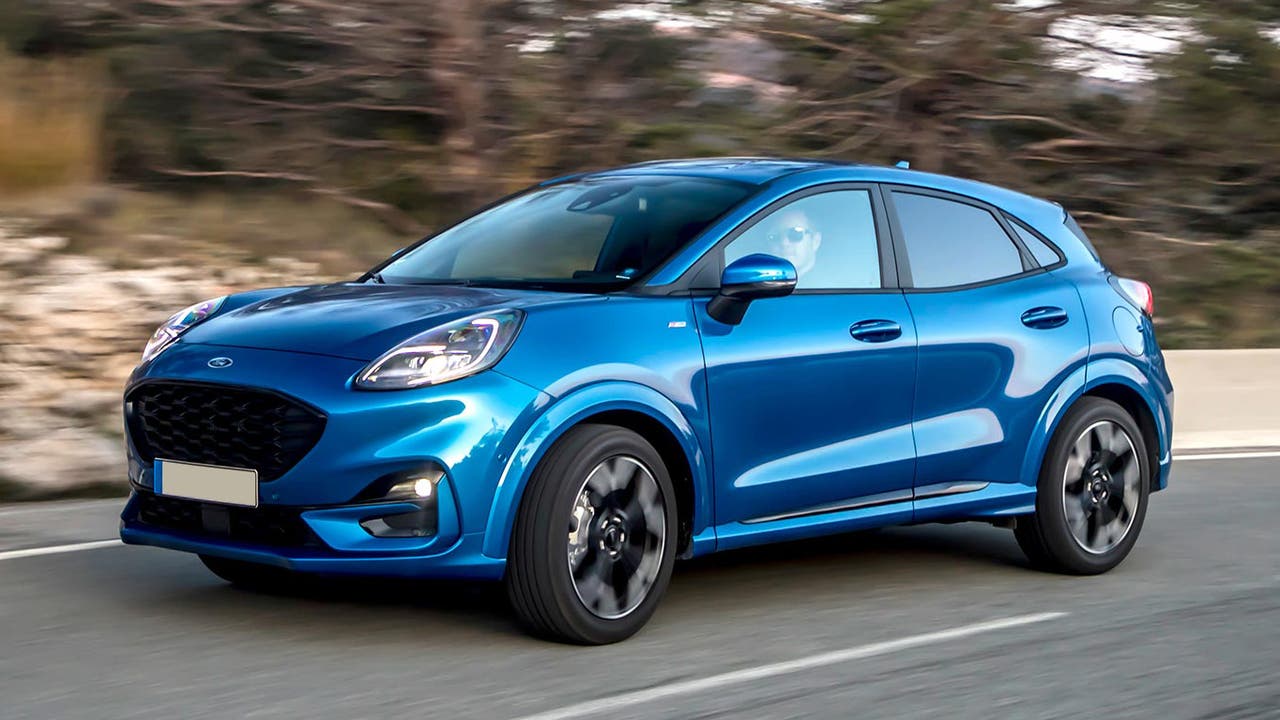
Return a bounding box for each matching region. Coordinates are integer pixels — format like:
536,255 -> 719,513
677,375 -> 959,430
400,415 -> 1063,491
480,381 -> 712,559
1020,357 -> 1173,492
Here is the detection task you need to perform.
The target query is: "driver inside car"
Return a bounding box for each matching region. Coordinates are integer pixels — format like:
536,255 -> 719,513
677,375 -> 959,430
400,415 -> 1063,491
766,208 -> 824,281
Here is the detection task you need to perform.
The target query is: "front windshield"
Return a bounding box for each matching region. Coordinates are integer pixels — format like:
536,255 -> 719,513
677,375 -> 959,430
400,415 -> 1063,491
375,175 -> 752,291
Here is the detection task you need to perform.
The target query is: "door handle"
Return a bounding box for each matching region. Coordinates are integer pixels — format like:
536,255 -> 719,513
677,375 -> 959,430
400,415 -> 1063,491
849,319 -> 902,343
1021,306 -> 1069,329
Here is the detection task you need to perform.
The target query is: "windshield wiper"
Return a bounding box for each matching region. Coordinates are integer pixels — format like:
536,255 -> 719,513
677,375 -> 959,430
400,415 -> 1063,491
377,277 -> 596,291
365,275 -> 475,286
401,278 -> 475,286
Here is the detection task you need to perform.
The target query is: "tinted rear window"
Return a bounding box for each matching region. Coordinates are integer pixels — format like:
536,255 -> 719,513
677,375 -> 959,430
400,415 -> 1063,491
892,192 -> 1024,288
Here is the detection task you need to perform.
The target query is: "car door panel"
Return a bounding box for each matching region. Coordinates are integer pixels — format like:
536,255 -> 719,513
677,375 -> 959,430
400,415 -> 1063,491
682,184 -> 919,533
880,180 -> 1094,495
696,293 -> 917,526
906,272 -> 1088,489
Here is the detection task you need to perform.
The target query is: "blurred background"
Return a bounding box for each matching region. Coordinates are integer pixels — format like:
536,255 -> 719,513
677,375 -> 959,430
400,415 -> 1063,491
0,0 -> 1277,499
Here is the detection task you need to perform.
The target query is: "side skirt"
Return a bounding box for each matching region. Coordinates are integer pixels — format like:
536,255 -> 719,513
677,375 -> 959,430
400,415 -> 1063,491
743,481 -> 990,525
713,481 -> 1029,553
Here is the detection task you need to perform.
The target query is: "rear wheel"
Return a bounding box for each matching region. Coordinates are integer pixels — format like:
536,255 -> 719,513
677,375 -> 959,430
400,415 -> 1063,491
200,555 -> 296,592
1015,397 -> 1150,575
505,424 -> 677,644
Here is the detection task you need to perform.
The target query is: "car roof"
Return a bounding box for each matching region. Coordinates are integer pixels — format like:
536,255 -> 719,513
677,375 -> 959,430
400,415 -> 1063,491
552,157 -> 1062,225
568,157 -> 838,184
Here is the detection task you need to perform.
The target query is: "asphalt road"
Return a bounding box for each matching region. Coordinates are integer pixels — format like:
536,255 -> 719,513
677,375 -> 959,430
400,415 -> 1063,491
2,455 -> 1278,720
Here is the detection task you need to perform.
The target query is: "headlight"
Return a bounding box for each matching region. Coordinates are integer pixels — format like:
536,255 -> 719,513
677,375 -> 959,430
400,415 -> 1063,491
355,309 -> 524,390
141,297 -> 226,364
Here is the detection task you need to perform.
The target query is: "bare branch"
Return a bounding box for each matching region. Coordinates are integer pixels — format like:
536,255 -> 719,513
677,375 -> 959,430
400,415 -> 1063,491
955,113 -> 1103,139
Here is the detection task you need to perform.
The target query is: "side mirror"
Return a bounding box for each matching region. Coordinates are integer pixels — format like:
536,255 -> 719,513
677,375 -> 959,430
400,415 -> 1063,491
707,253 -> 797,325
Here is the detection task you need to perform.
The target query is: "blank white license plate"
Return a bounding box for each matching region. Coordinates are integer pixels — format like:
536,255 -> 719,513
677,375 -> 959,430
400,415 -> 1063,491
154,459 -> 258,507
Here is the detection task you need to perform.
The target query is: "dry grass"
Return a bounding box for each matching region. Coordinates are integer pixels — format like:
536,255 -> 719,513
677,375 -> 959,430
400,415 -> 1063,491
2,187 -> 410,276
0,52 -> 104,193
98,191 -> 408,270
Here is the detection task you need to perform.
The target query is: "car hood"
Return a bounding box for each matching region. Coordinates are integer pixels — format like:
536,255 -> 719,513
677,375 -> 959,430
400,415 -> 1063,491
181,283 -> 594,361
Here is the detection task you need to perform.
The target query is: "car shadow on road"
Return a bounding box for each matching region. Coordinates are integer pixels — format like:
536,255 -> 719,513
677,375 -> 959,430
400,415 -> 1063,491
680,522 -> 1031,576
125,522 -> 1034,640
664,522 -> 1036,603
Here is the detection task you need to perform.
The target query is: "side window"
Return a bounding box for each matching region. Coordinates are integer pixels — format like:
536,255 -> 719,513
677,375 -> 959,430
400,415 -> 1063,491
724,189 -> 881,290
1008,218 -> 1062,267
1065,213 -> 1103,262
892,191 -> 1024,288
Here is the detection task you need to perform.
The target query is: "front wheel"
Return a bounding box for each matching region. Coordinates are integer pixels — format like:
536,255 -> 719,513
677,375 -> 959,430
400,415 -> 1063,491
505,424 -> 677,644
1015,397 -> 1151,575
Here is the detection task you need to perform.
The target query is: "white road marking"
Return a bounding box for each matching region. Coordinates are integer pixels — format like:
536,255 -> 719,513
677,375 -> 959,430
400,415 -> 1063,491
1175,450 -> 1280,462
0,499 -> 122,517
0,539 -> 122,562
510,612 -> 1068,720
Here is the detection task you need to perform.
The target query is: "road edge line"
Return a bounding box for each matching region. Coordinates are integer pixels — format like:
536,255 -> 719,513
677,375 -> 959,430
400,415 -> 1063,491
510,611 -> 1068,720
0,539 -> 123,562
1174,450 -> 1280,462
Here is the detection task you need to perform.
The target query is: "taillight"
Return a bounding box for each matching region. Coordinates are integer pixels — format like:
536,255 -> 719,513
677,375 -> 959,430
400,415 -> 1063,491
1112,276 -> 1154,316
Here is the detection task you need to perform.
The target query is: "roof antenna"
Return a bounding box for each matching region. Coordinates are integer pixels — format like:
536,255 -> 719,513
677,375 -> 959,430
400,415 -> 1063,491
895,160 -> 910,169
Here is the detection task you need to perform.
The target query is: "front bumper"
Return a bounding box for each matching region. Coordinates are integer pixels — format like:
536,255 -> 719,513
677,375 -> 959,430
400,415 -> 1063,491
120,341 -> 548,579
120,506 -> 504,579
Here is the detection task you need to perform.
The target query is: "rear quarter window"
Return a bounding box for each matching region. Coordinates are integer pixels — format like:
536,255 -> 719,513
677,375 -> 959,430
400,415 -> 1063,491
1007,218 -> 1064,268
1064,213 -> 1103,262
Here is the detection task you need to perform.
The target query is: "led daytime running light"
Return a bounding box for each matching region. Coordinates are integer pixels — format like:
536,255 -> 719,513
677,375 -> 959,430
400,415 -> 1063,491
355,310 -> 523,390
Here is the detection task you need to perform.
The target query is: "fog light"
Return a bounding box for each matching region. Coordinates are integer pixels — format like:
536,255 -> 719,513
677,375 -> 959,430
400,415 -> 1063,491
383,476 -> 436,500
378,471 -> 440,499
350,463 -> 446,511
357,469 -> 441,538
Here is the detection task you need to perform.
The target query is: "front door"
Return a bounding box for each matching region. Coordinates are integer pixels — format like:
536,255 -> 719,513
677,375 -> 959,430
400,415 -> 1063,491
694,186 -> 918,532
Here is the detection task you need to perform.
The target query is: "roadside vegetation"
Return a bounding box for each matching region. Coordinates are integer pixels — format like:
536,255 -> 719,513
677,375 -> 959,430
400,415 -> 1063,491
4,0 -> 1279,347
1,0 -> 1278,498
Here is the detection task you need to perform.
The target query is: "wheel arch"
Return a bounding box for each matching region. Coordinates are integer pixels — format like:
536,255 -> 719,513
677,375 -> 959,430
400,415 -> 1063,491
481,381 -> 711,560
1080,382 -> 1162,492
1023,357 -> 1171,493
582,408 -> 698,559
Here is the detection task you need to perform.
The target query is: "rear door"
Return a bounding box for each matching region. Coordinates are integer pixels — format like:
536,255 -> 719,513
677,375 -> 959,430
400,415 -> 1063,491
883,186 -> 1088,499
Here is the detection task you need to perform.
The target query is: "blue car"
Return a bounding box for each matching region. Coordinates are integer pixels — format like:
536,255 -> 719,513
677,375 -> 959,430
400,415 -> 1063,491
120,158 -> 1173,644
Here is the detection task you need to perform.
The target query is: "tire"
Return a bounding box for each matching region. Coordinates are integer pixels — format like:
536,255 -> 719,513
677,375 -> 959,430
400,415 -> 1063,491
505,424 -> 677,644
1015,397 -> 1151,575
200,555 -> 296,592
